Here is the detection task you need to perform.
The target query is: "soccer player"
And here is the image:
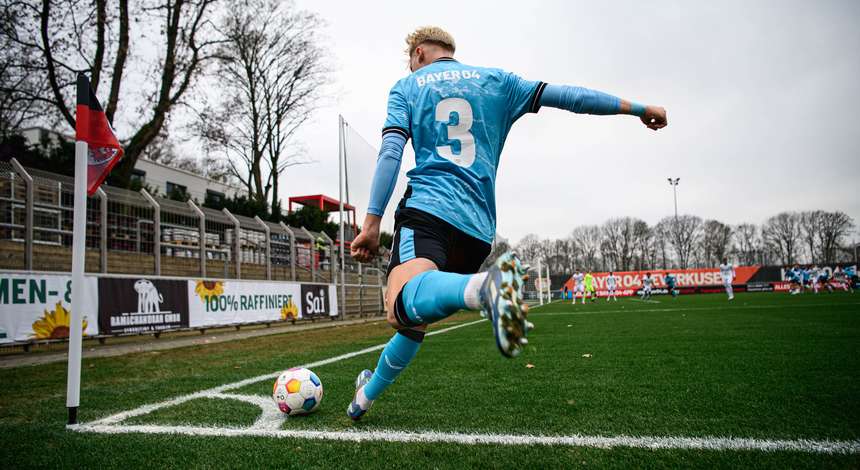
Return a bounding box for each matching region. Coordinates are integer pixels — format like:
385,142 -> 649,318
641,273 -> 653,300
664,272 -> 678,299
605,271 -> 618,301
346,26 -> 667,420
816,268 -> 833,293
787,265 -> 802,295
719,258 -> 735,300
834,266 -> 854,293
573,271 -> 586,305
584,271 -> 596,302
809,265 -> 820,293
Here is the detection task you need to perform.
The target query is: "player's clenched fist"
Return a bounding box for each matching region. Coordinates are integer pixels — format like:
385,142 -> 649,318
642,106 -> 667,131
350,227 -> 378,263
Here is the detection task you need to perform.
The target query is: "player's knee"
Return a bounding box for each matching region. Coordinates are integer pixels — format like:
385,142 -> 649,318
385,285 -> 411,330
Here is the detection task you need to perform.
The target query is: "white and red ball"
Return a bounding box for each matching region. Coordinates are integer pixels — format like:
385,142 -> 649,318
272,367 -> 323,416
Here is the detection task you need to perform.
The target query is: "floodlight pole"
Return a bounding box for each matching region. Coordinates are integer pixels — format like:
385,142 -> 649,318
667,177 -> 680,222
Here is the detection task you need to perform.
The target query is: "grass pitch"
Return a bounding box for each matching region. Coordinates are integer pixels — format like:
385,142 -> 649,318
2,292 -> 859,468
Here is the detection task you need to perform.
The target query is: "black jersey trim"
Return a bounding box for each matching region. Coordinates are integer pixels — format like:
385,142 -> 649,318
382,126 -> 410,139
529,81 -> 548,114
433,57 -> 457,63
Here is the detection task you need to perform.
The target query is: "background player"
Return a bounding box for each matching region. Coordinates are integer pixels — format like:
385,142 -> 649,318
816,267 -> 834,293
664,272 -> 678,299
787,265 -> 802,295
809,265 -> 820,293
573,271 -> 585,304
605,271 -> 618,301
719,258 -> 735,300
584,271 -> 596,302
641,273 -> 653,300
347,26 -> 667,421
834,266 -> 855,293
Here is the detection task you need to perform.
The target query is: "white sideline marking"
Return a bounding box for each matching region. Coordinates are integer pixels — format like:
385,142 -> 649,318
630,298 -> 662,304
532,301 -> 860,317
87,318 -> 487,426
69,423 -> 860,454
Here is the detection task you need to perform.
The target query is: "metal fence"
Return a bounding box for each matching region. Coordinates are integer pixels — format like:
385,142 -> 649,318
0,158 -> 386,318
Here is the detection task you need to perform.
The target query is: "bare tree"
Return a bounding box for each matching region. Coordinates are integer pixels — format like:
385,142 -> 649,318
2,0 -> 224,186
662,215 -> 702,268
570,225 -> 601,271
762,212 -> 802,265
631,219 -> 654,270
818,211 -> 854,263
602,217 -> 639,271
700,219 -> 732,265
653,218 -> 673,269
733,223 -> 761,265
514,234 -> 541,266
197,0 -> 326,209
799,210 -> 824,264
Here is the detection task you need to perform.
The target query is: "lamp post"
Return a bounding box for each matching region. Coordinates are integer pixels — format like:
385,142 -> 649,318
667,178 -> 680,221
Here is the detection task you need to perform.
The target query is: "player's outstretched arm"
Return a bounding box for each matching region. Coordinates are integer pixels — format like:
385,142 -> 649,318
539,84 -> 667,131
352,132 -> 407,262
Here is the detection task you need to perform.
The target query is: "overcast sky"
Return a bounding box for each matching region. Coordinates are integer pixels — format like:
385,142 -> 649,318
276,0 -> 860,244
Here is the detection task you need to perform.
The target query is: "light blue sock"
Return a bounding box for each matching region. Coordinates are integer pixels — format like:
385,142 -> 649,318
399,271 -> 472,325
363,330 -> 424,401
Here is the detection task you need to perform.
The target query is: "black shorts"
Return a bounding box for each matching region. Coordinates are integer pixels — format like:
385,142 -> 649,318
387,189 -> 492,275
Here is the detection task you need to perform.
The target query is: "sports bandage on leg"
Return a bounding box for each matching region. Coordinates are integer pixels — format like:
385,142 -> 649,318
394,271 -> 476,326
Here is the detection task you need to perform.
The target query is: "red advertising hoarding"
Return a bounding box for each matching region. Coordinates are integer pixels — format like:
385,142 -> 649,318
563,267 -> 760,297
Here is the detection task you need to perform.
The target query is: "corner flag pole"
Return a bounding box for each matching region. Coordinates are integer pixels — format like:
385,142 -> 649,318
66,140 -> 88,425
66,73 -> 123,425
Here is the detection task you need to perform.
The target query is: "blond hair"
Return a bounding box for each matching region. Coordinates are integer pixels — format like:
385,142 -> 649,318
405,26 -> 456,57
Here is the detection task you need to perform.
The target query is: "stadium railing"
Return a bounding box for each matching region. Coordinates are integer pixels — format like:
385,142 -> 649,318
0,158 -> 387,351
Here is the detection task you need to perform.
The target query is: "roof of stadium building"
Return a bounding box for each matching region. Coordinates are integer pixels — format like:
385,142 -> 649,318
288,194 -> 355,212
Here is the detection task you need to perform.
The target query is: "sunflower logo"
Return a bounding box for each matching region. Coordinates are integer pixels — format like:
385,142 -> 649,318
31,302 -> 88,340
280,298 -> 298,321
195,280 -> 224,301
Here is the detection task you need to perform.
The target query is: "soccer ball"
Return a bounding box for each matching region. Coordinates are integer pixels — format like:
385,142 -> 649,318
272,367 -> 323,416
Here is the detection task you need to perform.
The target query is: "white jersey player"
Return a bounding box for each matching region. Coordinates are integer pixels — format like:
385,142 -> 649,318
572,272 -> 585,304
808,265 -> 820,293
719,258 -> 736,300
605,271 -> 618,301
640,272 -> 653,300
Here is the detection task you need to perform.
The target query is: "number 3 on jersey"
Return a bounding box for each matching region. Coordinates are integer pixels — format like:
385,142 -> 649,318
435,98 -> 475,167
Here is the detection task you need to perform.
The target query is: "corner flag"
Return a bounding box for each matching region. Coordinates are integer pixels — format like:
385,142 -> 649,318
67,74 -> 123,425
76,74 -> 123,195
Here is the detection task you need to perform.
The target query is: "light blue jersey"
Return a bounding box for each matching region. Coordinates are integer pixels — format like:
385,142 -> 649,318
382,58 -> 543,243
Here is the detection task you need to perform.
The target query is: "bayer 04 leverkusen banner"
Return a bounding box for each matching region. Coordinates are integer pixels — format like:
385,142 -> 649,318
98,278 -> 189,335
76,74 -> 123,195
563,267 -> 761,297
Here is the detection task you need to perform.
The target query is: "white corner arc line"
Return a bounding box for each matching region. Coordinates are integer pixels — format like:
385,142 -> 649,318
68,423 -> 860,455
87,318 -> 486,426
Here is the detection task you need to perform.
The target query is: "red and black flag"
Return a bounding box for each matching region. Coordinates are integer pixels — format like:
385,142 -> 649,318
76,74 -> 123,195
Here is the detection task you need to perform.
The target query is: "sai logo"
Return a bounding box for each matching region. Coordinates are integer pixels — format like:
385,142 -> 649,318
300,284 -> 330,317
